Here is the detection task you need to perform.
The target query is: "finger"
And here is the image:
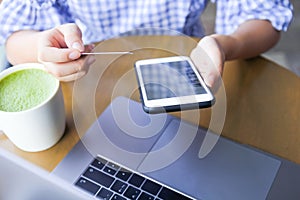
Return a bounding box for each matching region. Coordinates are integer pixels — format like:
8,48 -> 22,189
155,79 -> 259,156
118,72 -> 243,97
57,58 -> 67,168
43,57 -> 85,77
38,27 -> 82,63
190,47 -> 215,87
190,37 -> 224,89
40,28 -> 67,48
56,23 -> 85,51
56,56 -> 95,81
43,55 -> 95,80
84,43 -> 95,53
191,52 -> 221,92
38,43 -> 94,63
38,47 -> 81,63
81,55 -> 95,73
197,36 -> 224,75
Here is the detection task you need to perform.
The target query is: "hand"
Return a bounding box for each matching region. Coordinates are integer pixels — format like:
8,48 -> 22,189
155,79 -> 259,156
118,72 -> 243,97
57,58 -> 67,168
37,23 -> 95,81
190,35 -> 225,92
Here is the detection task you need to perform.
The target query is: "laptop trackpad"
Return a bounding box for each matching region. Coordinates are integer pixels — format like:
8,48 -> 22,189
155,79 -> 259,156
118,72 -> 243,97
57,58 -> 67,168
139,119 -> 281,200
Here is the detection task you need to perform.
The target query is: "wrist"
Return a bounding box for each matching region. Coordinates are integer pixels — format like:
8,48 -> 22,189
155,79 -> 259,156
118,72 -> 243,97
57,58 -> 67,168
6,30 -> 41,65
209,34 -> 240,61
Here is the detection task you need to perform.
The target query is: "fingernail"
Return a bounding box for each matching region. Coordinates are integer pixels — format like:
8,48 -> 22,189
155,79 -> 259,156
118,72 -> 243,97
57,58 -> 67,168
69,51 -> 80,60
72,42 -> 84,51
89,43 -> 95,49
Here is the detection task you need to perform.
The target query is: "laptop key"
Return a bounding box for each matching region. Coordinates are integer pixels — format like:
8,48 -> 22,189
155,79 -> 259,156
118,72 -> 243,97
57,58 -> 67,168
158,187 -> 192,200
75,177 -> 100,195
112,194 -> 127,200
107,162 -> 120,171
91,158 -> 106,170
128,174 -> 145,188
116,168 -> 132,181
96,187 -> 113,200
83,167 -> 114,188
138,192 -> 155,200
103,166 -> 117,176
77,156 -> 194,200
124,186 -> 141,200
141,179 -> 161,196
111,179 -> 128,194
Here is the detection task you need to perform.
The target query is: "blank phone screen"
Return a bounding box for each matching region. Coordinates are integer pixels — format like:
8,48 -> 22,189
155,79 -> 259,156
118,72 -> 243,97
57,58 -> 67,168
140,60 -> 207,100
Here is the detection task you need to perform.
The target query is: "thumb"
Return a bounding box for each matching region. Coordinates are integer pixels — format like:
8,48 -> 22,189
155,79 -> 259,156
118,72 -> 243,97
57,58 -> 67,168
56,23 -> 85,52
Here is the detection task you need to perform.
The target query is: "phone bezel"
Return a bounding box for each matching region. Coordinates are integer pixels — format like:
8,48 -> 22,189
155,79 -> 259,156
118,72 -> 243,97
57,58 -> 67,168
134,56 -> 215,113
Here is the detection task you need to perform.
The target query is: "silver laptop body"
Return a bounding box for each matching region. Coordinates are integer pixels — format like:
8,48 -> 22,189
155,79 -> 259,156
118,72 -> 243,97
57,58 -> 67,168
53,96 -> 300,200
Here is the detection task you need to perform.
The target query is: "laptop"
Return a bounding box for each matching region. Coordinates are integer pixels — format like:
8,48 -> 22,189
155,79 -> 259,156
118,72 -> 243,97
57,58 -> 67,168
53,96 -> 300,200
0,145 -> 92,200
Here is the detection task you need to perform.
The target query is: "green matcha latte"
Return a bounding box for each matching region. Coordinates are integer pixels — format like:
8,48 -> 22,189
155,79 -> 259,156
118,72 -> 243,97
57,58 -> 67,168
0,68 -> 57,112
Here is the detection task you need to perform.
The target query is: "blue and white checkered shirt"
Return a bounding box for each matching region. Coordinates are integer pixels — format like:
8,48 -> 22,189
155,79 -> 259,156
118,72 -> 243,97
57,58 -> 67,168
0,0 -> 293,45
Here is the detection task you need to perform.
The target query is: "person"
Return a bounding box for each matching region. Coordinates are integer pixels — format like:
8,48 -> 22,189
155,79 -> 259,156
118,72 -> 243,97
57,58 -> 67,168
0,0 -> 293,88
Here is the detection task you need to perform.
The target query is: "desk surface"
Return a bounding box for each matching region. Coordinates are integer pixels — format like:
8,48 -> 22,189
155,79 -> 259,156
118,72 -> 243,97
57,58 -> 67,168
0,35 -> 299,171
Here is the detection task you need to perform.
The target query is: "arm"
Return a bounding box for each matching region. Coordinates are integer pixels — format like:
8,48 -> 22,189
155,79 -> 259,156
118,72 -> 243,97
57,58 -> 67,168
5,24 -> 95,81
191,19 -> 280,90
211,19 -> 280,61
6,30 -> 41,64
191,0 -> 292,90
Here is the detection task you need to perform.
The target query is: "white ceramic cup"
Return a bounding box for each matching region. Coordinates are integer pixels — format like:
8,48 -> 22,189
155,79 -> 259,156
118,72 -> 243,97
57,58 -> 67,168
0,63 -> 66,152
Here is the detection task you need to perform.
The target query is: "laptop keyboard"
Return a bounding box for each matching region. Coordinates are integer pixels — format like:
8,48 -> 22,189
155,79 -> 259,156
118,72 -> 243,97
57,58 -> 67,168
74,156 -> 193,200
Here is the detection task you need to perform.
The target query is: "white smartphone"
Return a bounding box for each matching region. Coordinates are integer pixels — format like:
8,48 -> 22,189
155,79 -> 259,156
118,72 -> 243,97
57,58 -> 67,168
134,56 -> 215,113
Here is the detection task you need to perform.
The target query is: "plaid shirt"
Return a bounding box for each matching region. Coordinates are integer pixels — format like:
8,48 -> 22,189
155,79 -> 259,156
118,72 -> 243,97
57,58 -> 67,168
0,0 -> 293,45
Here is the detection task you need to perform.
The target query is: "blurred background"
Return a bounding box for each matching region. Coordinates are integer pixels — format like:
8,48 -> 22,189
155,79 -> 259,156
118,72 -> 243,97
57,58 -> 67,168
201,0 -> 300,76
0,1 -> 299,75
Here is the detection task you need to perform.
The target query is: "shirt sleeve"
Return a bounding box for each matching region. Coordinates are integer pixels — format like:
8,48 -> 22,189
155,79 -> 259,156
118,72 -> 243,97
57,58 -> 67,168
214,0 -> 293,34
0,0 -> 74,45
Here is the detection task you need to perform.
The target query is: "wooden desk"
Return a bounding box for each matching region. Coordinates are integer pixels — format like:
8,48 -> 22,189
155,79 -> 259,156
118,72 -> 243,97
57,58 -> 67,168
0,35 -> 299,171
